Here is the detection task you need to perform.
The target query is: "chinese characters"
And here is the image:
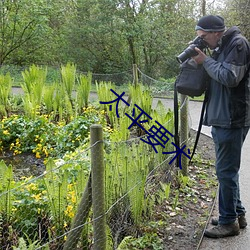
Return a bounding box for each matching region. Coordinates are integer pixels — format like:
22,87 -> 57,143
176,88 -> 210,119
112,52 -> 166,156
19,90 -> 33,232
100,89 -> 191,169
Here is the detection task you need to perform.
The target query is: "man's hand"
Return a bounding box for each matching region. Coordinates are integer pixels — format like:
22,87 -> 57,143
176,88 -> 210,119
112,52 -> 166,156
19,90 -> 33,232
192,47 -> 207,64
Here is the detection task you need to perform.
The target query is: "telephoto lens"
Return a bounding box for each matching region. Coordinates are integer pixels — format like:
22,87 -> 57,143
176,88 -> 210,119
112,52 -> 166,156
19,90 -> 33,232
176,36 -> 208,63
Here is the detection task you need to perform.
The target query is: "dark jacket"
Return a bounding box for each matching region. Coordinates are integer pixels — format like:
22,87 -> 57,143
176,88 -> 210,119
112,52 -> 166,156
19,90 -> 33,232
203,26 -> 250,128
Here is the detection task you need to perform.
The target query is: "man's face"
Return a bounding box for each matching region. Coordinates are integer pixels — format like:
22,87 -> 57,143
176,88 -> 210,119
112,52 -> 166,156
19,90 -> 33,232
196,30 -> 222,49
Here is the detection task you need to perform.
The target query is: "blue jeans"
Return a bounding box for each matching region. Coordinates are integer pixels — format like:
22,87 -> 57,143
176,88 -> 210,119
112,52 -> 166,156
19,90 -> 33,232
211,126 -> 249,225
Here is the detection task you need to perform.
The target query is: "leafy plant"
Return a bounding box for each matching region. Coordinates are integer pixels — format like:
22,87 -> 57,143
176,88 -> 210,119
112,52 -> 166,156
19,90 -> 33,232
172,190 -> 180,210
128,83 -> 153,121
178,172 -> 192,189
0,108 -> 101,158
13,237 -> 42,250
117,233 -> 163,250
0,161 -> 15,221
76,72 -> 92,111
43,84 -> 56,114
12,176 -> 48,241
60,62 -> 76,102
0,73 -> 12,117
96,81 -> 117,127
159,182 -> 171,202
21,65 -> 47,118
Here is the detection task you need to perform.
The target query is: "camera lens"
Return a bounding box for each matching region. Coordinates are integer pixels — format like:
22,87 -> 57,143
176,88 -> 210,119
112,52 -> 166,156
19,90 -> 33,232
176,44 -> 198,63
176,36 -> 208,63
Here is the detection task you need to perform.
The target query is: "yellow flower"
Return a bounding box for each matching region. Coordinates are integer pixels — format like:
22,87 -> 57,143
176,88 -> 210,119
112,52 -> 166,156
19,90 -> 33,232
3,130 -> 9,135
43,147 -> 49,157
14,149 -> 22,155
26,183 -> 37,191
32,193 -> 42,201
71,195 -> 76,204
65,205 -> 74,218
36,152 -> 41,159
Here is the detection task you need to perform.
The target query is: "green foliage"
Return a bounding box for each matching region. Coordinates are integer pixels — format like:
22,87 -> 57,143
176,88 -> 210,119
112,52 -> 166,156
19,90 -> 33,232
117,233 -> 163,250
0,161 -> 14,222
0,0 -> 52,65
159,182 -> 171,202
13,235 -> 47,250
105,141 -> 152,228
0,109 -> 101,157
21,65 -> 47,118
0,73 -> 12,116
0,0 -> 227,78
76,72 -> 92,110
172,190 -> 180,210
178,172 -> 192,189
43,85 -> 56,113
43,159 -> 68,230
61,63 -> 76,101
12,176 -> 49,240
149,100 -> 175,158
128,83 -> 153,119
97,81 -> 118,127
0,80 -> 176,248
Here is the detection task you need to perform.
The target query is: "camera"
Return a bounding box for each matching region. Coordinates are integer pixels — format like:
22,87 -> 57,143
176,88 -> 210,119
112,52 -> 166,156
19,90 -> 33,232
176,36 -> 208,63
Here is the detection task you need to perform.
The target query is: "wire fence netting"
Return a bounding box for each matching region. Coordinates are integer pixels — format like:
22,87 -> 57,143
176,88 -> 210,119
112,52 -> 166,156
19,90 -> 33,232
0,67 -> 194,249
0,136 -> 185,249
0,64 -> 175,96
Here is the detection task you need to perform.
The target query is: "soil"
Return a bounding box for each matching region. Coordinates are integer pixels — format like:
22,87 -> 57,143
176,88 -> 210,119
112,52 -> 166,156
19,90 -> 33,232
158,130 -> 217,250
0,152 -> 45,180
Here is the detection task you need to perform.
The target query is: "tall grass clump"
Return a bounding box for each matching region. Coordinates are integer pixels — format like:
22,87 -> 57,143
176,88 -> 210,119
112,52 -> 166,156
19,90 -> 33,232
43,84 -> 56,114
96,81 -> 119,128
76,72 -> 92,112
0,73 -> 12,117
128,83 -> 153,119
21,65 -> 47,118
61,63 -> 76,103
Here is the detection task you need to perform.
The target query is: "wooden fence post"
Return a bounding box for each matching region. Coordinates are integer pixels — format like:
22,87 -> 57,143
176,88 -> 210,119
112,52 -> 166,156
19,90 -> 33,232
63,175 -> 92,250
133,64 -> 138,86
91,124 -> 106,250
180,94 -> 189,176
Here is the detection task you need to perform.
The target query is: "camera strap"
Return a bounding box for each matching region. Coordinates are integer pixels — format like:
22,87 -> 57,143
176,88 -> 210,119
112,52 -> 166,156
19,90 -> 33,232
189,91 -> 208,161
174,85 -> 208,169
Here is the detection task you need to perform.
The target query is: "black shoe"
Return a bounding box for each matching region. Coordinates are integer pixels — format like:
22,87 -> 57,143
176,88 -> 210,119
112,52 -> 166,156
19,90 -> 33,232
204,222 -> 240,238
211,214 -> 247,229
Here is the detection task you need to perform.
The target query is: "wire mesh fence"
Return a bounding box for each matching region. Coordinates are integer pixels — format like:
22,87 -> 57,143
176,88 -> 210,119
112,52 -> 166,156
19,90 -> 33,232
0,65 -> 191,249
0,64 -> 175,97
0,129 -> 180,249
0,124 -> 190,249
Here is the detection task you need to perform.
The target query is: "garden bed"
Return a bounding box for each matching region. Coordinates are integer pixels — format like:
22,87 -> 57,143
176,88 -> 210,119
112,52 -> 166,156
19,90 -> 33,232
0,127 -> 217,249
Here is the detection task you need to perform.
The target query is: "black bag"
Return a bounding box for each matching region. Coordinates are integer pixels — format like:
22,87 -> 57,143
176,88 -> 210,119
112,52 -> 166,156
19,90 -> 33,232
175,58 -> 208,97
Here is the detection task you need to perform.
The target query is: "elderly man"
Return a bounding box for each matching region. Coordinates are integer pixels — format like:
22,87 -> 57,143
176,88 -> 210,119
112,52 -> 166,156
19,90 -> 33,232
192,15 -> 250,238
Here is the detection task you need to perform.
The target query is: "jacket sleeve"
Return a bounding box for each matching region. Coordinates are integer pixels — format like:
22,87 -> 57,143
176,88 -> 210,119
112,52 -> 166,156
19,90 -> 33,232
203,38 -> 250,87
